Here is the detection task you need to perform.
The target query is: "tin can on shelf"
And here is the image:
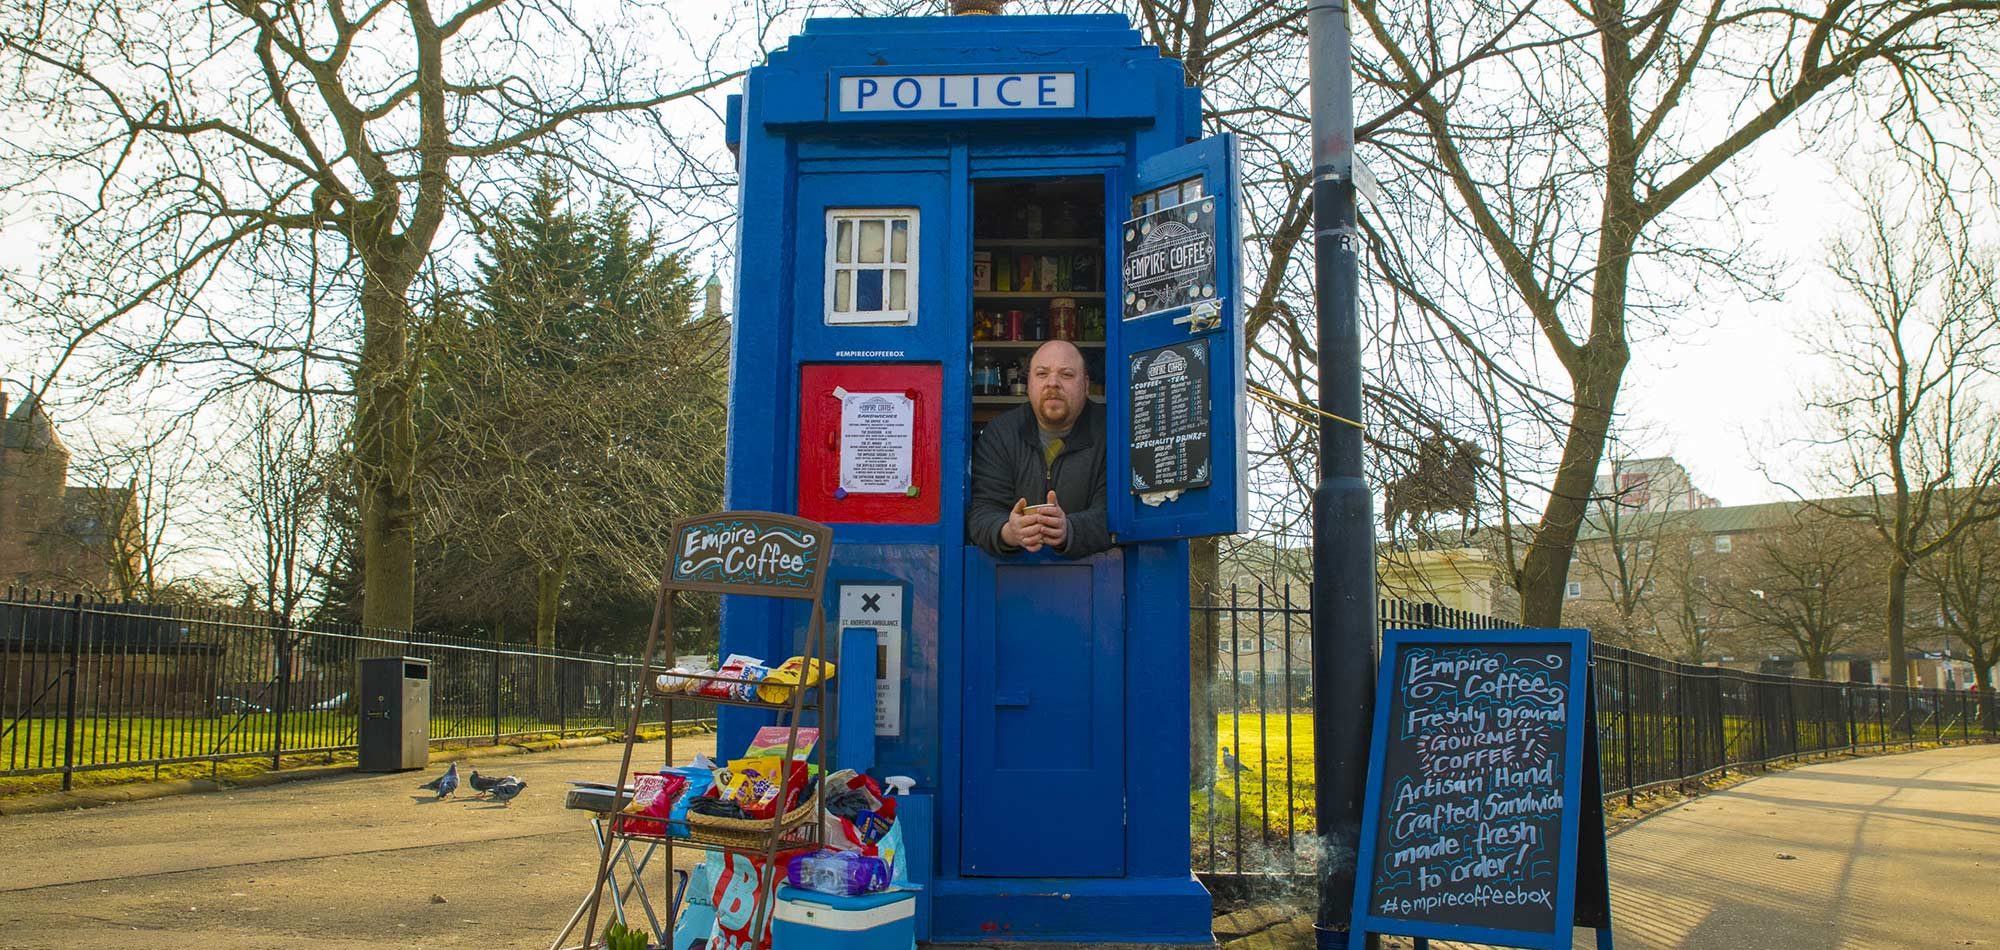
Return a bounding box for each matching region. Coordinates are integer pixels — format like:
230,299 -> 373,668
1039,256 -> 1060,293
1049,298 -> 1079,340
1006,309 -> 1026,341
1016,254 -> 1037,292
973,251 -> 992,292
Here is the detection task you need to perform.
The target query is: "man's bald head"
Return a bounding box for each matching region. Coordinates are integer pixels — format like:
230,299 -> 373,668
1028,340 -> 1090,429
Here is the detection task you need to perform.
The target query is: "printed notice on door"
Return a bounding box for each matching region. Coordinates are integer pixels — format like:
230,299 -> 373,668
839,392 -> 915,494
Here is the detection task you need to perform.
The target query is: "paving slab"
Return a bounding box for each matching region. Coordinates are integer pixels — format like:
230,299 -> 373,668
1570,744 -> 2000,950
0,736 -> 713,950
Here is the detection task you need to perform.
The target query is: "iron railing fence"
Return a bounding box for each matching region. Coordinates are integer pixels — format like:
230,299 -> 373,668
1193,583 -> 1999,886
0,588 -> 692,789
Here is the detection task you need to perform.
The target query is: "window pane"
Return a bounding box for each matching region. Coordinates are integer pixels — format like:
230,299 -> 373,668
835,220 -> 853,263
888,269 -> 907,310
1181,179 -> 1204,201
859,220 -> 886,263
890,219 -> 909,262
856,268 -> 884,310
834,269 -> 852,312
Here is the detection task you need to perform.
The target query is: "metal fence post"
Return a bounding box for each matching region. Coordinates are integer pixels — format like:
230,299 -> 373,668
1621,657 -> 1634,806
491,645 -> 503,745
60,594 -> 84,792
272,614 -> 291,770
558,658 -> 568,738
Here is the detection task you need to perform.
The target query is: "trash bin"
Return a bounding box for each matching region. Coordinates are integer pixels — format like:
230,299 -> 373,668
358,656 -> 430,771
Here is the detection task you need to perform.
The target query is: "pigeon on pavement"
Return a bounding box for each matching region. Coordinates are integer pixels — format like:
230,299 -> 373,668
486,778 -> 527,805
418,762 -> 460,798
467,770 -> 518,796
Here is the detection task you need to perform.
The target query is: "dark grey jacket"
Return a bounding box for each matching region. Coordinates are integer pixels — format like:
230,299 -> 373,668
967,401 -> 1113,559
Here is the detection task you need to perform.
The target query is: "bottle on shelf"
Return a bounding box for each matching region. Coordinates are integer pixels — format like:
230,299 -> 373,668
1007,359 -> 1026,396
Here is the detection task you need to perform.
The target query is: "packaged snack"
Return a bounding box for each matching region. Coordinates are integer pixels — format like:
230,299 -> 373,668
786,849 -> 891,897
744,726 -> 819,761
755,657 -> 836,705
697,653 -> 770,701
616,772 -> 690,837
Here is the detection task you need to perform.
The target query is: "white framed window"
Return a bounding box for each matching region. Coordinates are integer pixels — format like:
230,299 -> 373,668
1714,534 -> 1733,553
1566,581 -> 1583,599
824,208 -> 917,325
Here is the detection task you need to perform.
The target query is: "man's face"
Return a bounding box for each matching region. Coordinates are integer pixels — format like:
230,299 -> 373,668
1029,341 -> 1090,429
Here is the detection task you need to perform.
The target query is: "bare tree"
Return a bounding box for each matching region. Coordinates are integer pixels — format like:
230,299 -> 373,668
1712,507 -> 1882,679
1802,175 -> 2000,697
1914,516 -> 2000,723
1,1 -> 751,628
218,388 -> 339,624
1352,0 -> 2000,625
65,428 -> 209,600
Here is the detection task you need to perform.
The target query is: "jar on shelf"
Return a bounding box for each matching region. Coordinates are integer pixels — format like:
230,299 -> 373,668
1049,298 -> 1079,340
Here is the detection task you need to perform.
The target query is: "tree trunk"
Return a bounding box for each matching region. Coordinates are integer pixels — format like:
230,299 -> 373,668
1807,654 -> 1828,680
355,273 -> 418,631
1518,349 -> 1626,626
536,562 -> 566,721
1885,556 -> 1911,732
1189,535 -> 1220,790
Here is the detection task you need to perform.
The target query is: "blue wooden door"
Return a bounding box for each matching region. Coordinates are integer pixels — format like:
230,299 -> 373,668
1109,134 -> 1247,542
960,548 -> 1124,877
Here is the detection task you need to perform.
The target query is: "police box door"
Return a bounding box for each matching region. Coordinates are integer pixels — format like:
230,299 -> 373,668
1109,134 -> 1247,542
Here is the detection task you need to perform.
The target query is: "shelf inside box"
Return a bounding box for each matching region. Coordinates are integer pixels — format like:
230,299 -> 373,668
973,340 -> 1105,349
972,394 -> 1106,405
974,238 -> 1101,249
973,291 -> 1106,299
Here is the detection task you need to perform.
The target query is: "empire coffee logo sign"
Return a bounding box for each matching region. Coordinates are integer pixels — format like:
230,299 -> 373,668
1122,198 -> 1218,319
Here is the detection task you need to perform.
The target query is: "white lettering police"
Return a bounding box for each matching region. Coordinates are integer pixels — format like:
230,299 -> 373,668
838,73 -> 1077,113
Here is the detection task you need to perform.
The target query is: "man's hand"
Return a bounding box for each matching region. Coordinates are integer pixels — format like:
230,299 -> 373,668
1001,497 -> 1047,552
1035,490 -> 1069,550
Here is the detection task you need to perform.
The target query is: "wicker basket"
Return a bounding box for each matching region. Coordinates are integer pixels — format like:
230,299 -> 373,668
684,789 -> 822,850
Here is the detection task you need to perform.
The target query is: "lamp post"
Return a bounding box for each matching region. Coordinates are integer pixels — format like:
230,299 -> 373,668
1306,0 -> 1378,947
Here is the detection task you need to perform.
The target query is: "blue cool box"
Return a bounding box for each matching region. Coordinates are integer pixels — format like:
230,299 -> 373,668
771,886 -> 916,950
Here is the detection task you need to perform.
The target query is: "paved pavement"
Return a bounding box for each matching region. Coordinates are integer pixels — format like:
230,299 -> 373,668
2,739 -> 1994,949
1572,744 -> 2000,949
0,736 -> 714,950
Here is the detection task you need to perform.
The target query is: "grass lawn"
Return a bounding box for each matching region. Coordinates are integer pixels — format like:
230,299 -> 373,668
0,711 -> 646,798
1197,712 -> 1316,845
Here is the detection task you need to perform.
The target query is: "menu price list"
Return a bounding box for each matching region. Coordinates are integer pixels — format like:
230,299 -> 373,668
1368,644 -> 1572,933
1128,339 -> 1211,495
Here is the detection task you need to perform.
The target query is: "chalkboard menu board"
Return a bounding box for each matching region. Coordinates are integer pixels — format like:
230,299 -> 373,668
1121,197 -> 1218,319
1350,628 -> 1613,950
1128,339 -> 1212,496
668,511 -> 830,600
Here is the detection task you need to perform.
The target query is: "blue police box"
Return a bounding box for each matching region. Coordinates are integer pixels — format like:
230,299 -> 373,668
718,11 -> 1245,945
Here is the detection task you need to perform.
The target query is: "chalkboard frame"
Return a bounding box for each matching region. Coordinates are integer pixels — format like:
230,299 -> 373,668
1348,627 -> 1598,950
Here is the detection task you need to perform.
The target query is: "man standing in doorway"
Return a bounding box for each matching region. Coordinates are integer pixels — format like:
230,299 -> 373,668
968,339 -> 1112,558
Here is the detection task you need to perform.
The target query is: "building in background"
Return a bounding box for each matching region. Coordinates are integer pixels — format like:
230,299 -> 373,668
0,389 -> 140,593
1593,455 -> 1720,513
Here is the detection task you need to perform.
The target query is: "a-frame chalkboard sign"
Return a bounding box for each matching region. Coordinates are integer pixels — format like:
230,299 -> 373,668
1349,628 -> 1614,950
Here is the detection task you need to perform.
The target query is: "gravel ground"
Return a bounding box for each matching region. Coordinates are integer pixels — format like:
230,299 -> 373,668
0,737 -> 714,950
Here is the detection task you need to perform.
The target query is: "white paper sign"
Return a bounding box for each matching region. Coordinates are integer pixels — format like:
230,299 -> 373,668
839,392 -> 916,494
837,73 -> 1076,113
838,584 -> 904,736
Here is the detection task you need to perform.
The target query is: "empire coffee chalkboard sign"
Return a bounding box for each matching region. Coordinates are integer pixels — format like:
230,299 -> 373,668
1121,197 -> 1218,319
1128,339 -> 1212,497
1349,628 -> 1615,950
668,511 -> 830,600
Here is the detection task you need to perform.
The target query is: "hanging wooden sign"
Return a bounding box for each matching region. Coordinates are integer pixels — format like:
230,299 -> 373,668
668,511 -> 831,600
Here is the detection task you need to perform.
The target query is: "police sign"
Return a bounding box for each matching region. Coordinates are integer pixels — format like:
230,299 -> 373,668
837,72 -> 1077,113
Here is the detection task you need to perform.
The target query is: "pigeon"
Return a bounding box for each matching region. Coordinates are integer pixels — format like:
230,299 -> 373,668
486,778 -> 527,805
1220,747 -> 1252,775
418,762 -> 459,798
467,770 -> 519,796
